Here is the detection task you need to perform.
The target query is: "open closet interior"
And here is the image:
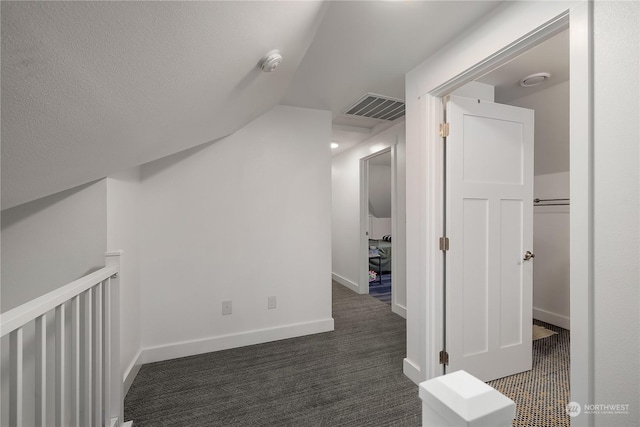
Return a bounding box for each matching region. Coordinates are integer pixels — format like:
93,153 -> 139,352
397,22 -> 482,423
472,29 -> 571,331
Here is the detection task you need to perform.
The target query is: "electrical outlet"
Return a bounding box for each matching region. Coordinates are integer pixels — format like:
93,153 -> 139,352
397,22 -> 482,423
222,300 -> 232,315
268,296 -> 277,309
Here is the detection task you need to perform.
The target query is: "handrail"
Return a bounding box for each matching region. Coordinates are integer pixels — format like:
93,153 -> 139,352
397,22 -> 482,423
0,265 -> 118,337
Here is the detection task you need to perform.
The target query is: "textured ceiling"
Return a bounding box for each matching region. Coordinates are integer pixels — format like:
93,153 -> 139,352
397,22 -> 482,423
1,1 -> 326,209
1,1 -> 503,209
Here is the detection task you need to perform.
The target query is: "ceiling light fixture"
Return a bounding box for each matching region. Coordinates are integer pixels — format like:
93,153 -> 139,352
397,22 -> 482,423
520,72 -> 551,87
331,142 -> 339,149
260,50 -> 283,72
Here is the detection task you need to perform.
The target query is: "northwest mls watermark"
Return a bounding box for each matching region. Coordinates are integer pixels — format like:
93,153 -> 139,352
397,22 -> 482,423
566,401 -> 631,417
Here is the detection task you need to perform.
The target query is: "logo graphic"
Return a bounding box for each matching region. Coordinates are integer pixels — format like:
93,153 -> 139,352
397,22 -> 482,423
566,402 -> 581,417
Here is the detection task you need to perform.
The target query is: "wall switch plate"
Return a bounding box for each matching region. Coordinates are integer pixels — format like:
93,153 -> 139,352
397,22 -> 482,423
222,300 -> 232,315
268,296 -> 277,309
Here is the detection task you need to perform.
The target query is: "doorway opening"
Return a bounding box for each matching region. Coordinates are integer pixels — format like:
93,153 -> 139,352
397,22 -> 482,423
405,1 -> 592,423
364,149 -> 393,305
440,28 -> 572,426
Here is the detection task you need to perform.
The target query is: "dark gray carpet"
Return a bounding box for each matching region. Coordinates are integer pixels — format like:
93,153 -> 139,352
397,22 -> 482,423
124,281 -> 421,426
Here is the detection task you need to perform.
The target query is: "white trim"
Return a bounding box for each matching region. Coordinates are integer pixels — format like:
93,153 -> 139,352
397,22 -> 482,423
105,250 -> 124,258
392,303 -> 407,319
332,272 -> 359,293
430,12 -> 570,98
533,307 -> 570,330
403,358 -> 422,385
123,349 -> 143,397
359,144 -> 397,298
422,95 -> 445,382
389,144 -> 404,318
359,154 -> 372,295
140,319 -> 335,365
568,3 -> 594,425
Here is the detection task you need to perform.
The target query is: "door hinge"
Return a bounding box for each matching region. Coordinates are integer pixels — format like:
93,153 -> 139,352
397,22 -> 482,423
439,122 -> 450,138
439,350 -> 449,365
439,237 -> 449,251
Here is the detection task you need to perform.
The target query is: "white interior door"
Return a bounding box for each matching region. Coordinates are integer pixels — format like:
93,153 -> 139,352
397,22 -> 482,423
445,95 -> 534,382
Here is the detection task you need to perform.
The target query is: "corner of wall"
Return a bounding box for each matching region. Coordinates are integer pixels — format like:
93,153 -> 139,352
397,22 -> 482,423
403,358 -> 423,385
123,349 -> 143,397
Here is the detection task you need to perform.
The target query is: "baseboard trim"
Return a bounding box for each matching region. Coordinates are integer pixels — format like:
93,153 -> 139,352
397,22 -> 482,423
403,357 -> 422,385
392,302 -> 407,319
533,307 -> 570,330
123,349 -> 143,397
332,272 -> 359,293
140,318 -> 335,365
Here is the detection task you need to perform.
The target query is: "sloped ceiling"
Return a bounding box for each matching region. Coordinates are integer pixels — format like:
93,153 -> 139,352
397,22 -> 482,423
1,1 -> 327,209
477,29 -> 569,103
1,0 -> 503,209
368,151 -> 392,218
282,0 -> 502,156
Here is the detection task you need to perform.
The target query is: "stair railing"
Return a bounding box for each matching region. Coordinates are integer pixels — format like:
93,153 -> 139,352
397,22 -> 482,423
1,251 -> 123,427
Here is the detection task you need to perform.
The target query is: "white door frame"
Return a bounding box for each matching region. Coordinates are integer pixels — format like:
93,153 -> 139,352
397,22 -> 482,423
412,2 -> 593,425
359,144 -> 402,315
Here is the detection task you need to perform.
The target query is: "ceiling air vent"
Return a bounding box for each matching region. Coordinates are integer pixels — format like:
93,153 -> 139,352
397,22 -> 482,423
343,93 -> 405,121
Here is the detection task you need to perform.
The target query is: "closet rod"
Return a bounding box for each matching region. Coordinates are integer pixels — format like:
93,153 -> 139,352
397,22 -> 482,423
534,198 -> 570,206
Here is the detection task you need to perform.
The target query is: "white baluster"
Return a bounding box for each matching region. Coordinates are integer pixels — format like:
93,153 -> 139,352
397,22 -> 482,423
105,250 -> 123,426
9,327 -> 24,427
71,295 -> 81,426
103,278 -> 112,426
82,288 -> 94,426
94,281 -> 104,426
35,315 -> 47,427
56,304 -> 66,426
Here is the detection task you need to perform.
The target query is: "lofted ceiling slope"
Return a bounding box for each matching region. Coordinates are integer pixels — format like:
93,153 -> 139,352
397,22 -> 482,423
1,1 -> 327,209
1,1 -> 504,209
281,1 -> 502,156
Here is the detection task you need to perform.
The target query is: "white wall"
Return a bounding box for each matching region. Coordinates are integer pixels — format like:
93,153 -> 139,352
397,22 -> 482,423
368,163 -> 392,218
106,168 -> 143,394
593,2 -> 639,425
138,105 -> 333,363
1,180 -> 107,312
509,80 -> 570,176
368,160 -> 392,239
451,81 -> 494,102
533,172 -> 570,329
331,145 -> 362,291
331,123 -> 407,316
369,216 -> 391,240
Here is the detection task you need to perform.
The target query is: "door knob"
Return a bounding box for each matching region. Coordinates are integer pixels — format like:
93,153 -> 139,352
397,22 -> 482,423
523,251 -> 535,261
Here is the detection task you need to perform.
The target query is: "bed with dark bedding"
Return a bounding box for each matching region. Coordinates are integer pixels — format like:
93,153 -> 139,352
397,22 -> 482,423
369,238 -> 391,273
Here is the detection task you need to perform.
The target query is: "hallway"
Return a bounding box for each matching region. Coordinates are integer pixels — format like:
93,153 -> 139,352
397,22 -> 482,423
124,282 -> 420,426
